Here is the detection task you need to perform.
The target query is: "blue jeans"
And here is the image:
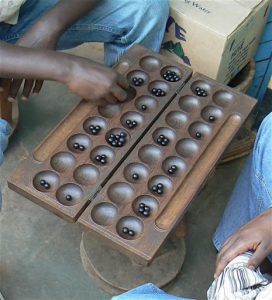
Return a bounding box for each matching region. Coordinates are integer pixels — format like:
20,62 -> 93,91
0,119 -> 12,208
0,0 -> 169,65
112,284 -> 193,300
213,112 -> 272,263
111,114 -> 272,299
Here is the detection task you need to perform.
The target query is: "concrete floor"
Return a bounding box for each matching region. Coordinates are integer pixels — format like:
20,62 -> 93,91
0,44 -> 253,300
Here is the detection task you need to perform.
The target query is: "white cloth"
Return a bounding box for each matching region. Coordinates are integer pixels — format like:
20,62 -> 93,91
207,252 -> 272,300
0,0 -> 26,24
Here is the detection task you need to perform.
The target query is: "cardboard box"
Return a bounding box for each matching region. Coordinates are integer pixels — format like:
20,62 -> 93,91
161,0 -> 271,84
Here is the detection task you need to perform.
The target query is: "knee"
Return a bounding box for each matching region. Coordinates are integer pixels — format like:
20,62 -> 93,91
137,0 -> 169,30
142,0 -> 170,27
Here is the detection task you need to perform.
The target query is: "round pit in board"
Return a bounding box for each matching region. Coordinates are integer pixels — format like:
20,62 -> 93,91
50,152 -> 76,173
90,146 -> 115,166
83,116 -> 107,136
105,128 -> 130,148
33,170 -> 60,192
121,111 -> 144,130
139,56 -> 162,72
191,80 -> 212,97
149,81 -> 170,98
91,203 -> 118,226
179,95 -> 201,113
123,162 -> 149,184
127,70 -> 149,87
73,164 -> 100,186
213,90 -> 236,107
188,122 -> 213,141
162,156 -> 187,178
56,183 -> 84,206
165,111 -> 189,129
116,216 -> 144,240
138,144 -> 163,165
107,182 -> 135,205
201,105 -> 224,123
176,138 -> 200,158
67,134 -> 92,154
152,127 -> 176,147
148,175 -> 173,197
135,95 -> 158,113
98,103 -> 122,119
160,66 -> 182,82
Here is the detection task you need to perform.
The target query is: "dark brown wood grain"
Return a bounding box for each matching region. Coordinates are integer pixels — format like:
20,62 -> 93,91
8,45 -> 192,222
78,73 -> 256,264
8,45 -> 256,263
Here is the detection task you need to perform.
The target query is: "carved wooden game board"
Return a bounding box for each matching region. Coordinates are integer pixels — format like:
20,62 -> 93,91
8,45 -> 256,263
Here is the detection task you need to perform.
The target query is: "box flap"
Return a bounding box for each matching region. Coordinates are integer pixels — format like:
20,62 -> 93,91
170,0 -> 266,37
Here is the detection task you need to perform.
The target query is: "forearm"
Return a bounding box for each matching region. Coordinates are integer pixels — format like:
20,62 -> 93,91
35,0 -> 100,36
0,41 -> 71,82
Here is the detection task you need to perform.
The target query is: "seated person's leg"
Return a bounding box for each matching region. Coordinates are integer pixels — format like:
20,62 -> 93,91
56,0 -> 170,65
0,0 -> 169,66
111,283 -> 194,300
213,112 -> 272,252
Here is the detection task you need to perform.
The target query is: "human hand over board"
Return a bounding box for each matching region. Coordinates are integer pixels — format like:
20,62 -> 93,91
214,208 -> 272,278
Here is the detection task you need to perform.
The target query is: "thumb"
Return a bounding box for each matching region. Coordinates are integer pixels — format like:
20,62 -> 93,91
247,246 -> 268,270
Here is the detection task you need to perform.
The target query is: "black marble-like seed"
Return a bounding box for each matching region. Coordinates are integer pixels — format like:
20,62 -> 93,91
73,143 -> 79,149
128,230 -> 135,237
209,115 -> 216,122
168,168 -> 174,174
100,159 -> 106,164
152,185 -> 158,191
139,207 -> 145,213
141,105 -> 147,111
122,227 -> 129,234
79,145 -> 85,151
157,189 -> 163,195
101,154 -> 107,159
120,132 -> 126,137
40,179 -> 46,186
95,155 -> 101,161
138,78 -> 144,84
157,183 -> 163,189
66,195 -> 72,201
171,165 -> 177,170
126,120 -> 131,125
139,203 -> 145,208
144,206 -> 150,212
44,183 -> 50,189
89,125 -> 95,130
132,121 -> 137,127
195,132 -> 202,139
143,211 -> 149,217
132,173 -> 139,180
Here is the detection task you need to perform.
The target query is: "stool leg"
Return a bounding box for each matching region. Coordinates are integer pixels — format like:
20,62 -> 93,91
0,79 -> 12,124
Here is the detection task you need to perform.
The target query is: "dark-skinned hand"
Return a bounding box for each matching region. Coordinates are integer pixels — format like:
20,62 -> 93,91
63,56 -> 129,105
8,22 -> 59,101
214,208 -> 272,278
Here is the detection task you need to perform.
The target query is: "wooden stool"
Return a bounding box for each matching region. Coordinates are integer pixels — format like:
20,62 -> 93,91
0,80 -> 19,136
80,221 -> 187,296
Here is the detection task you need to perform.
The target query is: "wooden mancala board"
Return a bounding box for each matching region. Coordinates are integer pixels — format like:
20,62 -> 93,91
8,45 -> 256,263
